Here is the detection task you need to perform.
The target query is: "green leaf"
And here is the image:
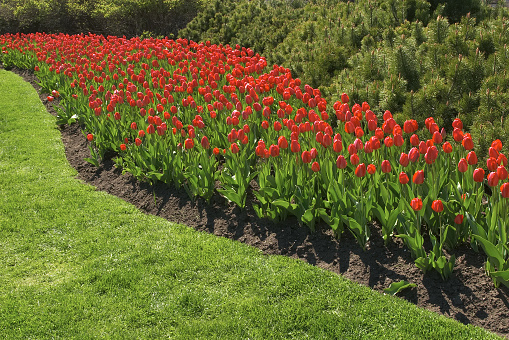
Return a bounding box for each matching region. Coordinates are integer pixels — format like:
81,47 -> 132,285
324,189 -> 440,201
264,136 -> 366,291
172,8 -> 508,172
383,280 -> 417,296
472,235 -> 506,270
217,189 -> 244,208
490,270 -> 509,288
84,157 -> 100,167
371,202 -> 387,226
466,212 -> 488,240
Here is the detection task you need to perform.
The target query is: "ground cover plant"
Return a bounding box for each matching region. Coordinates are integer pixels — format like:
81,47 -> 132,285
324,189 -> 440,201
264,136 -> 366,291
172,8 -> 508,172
2,68 -> 504,339
1,32 -> 508,290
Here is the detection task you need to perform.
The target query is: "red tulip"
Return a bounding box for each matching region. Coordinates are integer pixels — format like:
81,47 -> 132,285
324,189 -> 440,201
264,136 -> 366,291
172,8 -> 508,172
489,146 -> 499,160
473,168 -> 485,183
413,170 -> 425,184
384,136 -> 394,148
487,172 -> 499,187
213,147 -> 220,156
135,138 -> 142,146
355,163 -> 366,177
399,153 -> 409,167
409,147 -> 420,163
185,138 -> 194,149
120,143 -> 127,151
394,134 -> 404,147
277,136 -> 288,149
498,153 -> 508,167
341,92 -> 349,103
410,134 -> 420,146
350,154 -> 360,166
462,136 -> 474,150
333,139 -> 343,153
403,120 -> 415,134
269,144 -> 280,157
432,200 -> 444,213
466,151 -> 477,165
501,182 -> 509,198
399,172 -> 409,185
302,151 -> 312,163
453,128 -> 464,142
230,143 -> 239,154
310,148 -> 318,159
454,214 -> 464,224
487,157 -> 498,171
47,96 -> 54,102
442,141 -> 452,154
364,141 -> 373,154
452,118 -> 463,130
86,133 -> 93,142
419,141 -> 427,154
457,158 -> 468,173
410,197 -> 423,211
336,155 -> 347,169
311,161 -> 320,172
432,131 -> 442,144
199,136 -> 209,149
497,165 -> 508,181
367,164 -> 376,175
370,136 -> 381,150
291,140 -> 301,153
491,139 -> 503,152
381,160 -> 391,173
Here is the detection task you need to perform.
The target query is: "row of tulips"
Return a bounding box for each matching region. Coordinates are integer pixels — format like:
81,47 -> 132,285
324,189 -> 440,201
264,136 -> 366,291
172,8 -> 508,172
1,32 -> 508,287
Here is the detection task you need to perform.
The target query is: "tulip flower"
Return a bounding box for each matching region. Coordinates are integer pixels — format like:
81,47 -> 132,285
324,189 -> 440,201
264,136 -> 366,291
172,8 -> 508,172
120,143 -> 127,151
473,168 -> 485,183
301,151 -> 312,163
87,133 -> 93,142
399,171 -> 409,185
367,164 -> 376,175
408,147 -> 420,163
311,161 -> 320,172
291,140 -> 301,153
462,136 -> 474,150
269,144 -> 280,157
487,172 -> 499,187
442,142 -> 452,154
501,182 -> 509,198
381,160 -> 391,173
230,143 -> 239,154
491,139 -> 503,152
487,157 -> 498,171
452,118 -> 463,130
350,154 -> 360,166
466,151 -> 477,165
454,214 -> 464,224
432,200 -> 444,213
497,165 -> 508,181
457,158 -> 468,173
392,154 -> 405,170
336,155 -> 347,169
355,163 -> 366,177
413,170 -> 425,185
410,197 -> 423,211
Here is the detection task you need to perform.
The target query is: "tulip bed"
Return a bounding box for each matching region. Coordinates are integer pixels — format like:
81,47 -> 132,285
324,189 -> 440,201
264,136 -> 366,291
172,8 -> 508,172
1,32 -> 508,287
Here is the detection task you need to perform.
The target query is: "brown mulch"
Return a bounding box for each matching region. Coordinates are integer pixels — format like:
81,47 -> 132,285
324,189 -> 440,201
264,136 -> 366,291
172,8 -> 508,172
11,67 -> 509,338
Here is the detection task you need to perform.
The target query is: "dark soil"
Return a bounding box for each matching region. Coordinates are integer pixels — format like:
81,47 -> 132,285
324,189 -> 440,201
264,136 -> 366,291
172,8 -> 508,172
12,68 -> 509,338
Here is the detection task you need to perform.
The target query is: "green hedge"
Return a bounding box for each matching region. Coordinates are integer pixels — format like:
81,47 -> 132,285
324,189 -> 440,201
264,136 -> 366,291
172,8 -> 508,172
0,0 -> 202,38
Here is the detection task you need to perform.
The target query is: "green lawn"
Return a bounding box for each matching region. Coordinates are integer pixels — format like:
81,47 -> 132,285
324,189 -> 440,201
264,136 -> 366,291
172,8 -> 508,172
0,68 -> 501,339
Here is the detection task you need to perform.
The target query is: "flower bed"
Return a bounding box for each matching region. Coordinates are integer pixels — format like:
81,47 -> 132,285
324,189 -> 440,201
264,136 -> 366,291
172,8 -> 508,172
1,32 -> 508,287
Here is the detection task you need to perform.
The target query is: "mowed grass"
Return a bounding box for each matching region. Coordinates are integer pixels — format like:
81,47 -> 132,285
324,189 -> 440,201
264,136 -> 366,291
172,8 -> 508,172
0,68 -> 502,339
